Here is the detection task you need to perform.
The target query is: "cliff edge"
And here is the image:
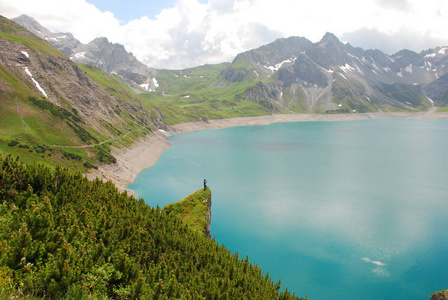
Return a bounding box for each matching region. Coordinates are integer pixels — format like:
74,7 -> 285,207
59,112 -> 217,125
164,187 -> 212,238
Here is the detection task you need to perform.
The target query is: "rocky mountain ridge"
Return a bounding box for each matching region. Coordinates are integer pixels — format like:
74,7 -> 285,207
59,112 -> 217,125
11,14 -> 448,114
13,14 -> 158,92
221,32 -> 448,113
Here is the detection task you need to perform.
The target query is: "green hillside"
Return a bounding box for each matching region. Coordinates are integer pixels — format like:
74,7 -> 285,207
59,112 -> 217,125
0,16 -> 187,172
0,155 -> 304,300
164,188 -> 211,236
144,63 -> 284,121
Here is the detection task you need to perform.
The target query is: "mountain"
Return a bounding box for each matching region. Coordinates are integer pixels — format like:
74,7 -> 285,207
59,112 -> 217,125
0,15 -> 174,171
13,14 -> 158,92
219,32 -> 447,113
151,33 -> 448,115
11,15 -> 448,116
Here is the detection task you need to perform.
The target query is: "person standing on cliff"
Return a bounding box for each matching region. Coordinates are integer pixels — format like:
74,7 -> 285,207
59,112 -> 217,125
203,179 -> 207,190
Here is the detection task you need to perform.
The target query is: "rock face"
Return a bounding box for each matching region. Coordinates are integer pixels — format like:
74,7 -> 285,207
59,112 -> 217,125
13,14 -> 158,91
204,193 -> 212,239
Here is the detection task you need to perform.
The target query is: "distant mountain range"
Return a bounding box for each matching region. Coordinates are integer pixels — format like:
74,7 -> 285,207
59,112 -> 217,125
13,14 -> 158,92
221,32 -> 448,112
13,14 -> 448,114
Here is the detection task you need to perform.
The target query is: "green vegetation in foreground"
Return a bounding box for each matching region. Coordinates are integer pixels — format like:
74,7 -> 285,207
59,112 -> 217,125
164,188 -> 211,236
0,155 -> 304,300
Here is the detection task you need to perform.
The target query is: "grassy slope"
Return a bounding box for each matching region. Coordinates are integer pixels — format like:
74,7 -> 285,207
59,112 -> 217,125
0,62 -> 93,171
164,188 -> 211,236
144,63 -> 275,121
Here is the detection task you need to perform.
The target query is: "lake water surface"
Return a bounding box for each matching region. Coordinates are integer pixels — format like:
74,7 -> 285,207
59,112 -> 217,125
128,119 -> 448,299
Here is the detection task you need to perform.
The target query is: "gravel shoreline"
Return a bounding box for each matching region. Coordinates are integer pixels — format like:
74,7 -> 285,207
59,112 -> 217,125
85,111 -> 448,195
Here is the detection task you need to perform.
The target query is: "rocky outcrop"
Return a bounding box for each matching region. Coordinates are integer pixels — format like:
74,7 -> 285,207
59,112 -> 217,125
431,291 -> 448,300
163,188 -> 212,239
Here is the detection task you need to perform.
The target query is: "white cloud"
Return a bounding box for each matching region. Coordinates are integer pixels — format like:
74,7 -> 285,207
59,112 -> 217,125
375,0 -> 413,11
1,0 -> 448,69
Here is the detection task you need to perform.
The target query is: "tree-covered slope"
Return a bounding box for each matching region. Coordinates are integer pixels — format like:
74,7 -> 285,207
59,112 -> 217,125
0,155 -> 304,299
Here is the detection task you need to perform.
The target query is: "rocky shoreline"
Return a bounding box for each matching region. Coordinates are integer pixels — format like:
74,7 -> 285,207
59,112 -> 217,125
85,111 -> 448,196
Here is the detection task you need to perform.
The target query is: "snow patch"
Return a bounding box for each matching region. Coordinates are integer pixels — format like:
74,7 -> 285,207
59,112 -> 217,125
152,77 -> 159,88
382,67 -> 391,72
263,57 -> 297,72
139,83 -> 150,90
254,70 -> 259,77
425,53 -> 437,58
339,63 -> 355,73
354,63 -> 364,75
366,96 -> 371,102
397,71 -> 403,78
404,64 -> 413,73
371,62 -> 382,72
71,52 -> 86,59
181,95 -> 190,99
24,67 -> 48,98
21,51 -> 29,58
438,47 -> 448,54
324,68 -> 334,73
426,97 -> 435,104
338,72 -> 348,80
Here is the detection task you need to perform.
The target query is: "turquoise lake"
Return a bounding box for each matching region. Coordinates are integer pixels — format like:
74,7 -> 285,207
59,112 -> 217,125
128,119 -> 448,299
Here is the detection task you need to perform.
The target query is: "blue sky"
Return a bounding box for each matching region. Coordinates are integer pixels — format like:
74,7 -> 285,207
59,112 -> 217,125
85,0 -> 207,23
1,0 -> 448,69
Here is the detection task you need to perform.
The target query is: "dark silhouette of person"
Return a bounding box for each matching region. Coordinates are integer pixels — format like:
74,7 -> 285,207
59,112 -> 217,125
203,179 -> 207,190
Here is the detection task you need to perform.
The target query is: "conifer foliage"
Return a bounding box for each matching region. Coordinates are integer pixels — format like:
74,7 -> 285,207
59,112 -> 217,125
0,155 -> 304,299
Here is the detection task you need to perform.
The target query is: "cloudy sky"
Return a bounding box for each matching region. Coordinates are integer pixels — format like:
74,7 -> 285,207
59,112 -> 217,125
1,0 -> 448,69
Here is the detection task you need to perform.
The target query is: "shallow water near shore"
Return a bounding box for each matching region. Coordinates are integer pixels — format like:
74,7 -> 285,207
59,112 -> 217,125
128,119 -> 448,299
